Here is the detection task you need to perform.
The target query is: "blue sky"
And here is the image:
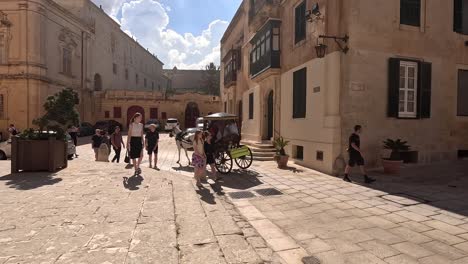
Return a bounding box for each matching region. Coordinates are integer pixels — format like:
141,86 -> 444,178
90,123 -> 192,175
91,0 -> 242,69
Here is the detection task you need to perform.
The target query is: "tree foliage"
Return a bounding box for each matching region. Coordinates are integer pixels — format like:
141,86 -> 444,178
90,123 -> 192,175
32,88 -> 80,139
202,62 -> 220,96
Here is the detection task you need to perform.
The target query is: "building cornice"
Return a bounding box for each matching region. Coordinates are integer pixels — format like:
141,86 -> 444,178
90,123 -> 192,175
221,1 -> 244,44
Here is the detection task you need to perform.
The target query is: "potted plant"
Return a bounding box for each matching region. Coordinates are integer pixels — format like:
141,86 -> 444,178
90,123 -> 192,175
382,138 -> 410,174
11,88 -> 79,173
273,137 -> 289,169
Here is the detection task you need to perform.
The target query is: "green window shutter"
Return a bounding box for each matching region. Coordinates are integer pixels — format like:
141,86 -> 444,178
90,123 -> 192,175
293,68 -> 307,118
248,93 -> 254,119
418,62 -> 432,118
454,0 -> 463,33
388,58 -> 400,118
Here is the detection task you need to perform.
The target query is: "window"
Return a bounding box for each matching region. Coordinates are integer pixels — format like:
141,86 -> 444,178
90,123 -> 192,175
250,20 -> 281,76
295,1 -> 306,44
224,102 -> 227,112
0,34 -> 6,64
113,63 -> 117,74
293,68 -> 307,118
316,151 -> 324,161
113,107 -> 122,118
294,146 -> 304,160
454,0 -> 468,34
388,58 -> 431,119
161,112 -> 167,119
125,69 -> 129,80
94,74 -> 102,91
62,47 -> 72,75
400,0 -> 421,27
457,70 -> 468,116
248,93 -> 254,119
150,108 -> 158,119
105,111 -> 110,118
136,74 -> 139,84
0,94 -> 4,119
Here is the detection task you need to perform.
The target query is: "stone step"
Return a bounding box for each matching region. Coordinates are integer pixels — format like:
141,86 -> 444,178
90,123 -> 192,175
241,141 -> 275,149
249,146 -> 277,153
252,151 -> 276,158
253,156 -> 275,161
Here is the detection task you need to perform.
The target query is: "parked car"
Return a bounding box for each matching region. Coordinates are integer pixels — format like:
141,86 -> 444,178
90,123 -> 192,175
0,139 -> 12,160
78,122 -> 94,137
66,134 -> 76,160
196,117 -> 204,130
165,118 -> 179,131
94,120 -> 123,134
144,119 -> 161,132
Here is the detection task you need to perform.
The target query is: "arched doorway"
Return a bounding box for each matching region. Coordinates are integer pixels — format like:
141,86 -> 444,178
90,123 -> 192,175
185,102 -> 200,129
94,74 -> 102,91
127,106 -> 145,128
266,91 -> 274,140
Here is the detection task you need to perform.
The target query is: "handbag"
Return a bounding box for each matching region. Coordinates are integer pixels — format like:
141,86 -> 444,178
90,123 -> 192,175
124,150 -> 130,163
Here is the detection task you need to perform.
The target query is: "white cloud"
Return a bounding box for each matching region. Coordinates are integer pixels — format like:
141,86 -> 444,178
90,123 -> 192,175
93,0 -> 227,69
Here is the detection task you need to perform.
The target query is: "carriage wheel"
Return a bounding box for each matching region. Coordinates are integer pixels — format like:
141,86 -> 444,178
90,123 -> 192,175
234,147 -> 253,170
215,150 -> 233,174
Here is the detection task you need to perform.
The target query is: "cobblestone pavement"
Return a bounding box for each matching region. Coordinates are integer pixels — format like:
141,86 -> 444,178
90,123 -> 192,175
0,134 -> 277,264
2,134 -> 468,264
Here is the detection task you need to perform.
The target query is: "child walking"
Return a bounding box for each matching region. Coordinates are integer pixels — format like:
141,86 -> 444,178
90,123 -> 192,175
145,124 -> 160,169
192,130 -> 206,187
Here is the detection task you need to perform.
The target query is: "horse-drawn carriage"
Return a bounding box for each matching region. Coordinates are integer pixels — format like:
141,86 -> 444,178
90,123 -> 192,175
203,113 -> 253,174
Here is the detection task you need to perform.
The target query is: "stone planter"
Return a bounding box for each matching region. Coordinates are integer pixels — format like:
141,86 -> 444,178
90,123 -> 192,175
11,137 -> 68,173
382,159 -> 403,174
275,155 -> 289,169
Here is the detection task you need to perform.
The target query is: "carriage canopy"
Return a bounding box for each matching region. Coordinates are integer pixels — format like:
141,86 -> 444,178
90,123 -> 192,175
203,112 -> 238,121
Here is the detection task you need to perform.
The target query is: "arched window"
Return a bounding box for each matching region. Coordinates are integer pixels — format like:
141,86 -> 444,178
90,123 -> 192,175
94,74 -> 102,91
0,94 -> 4,119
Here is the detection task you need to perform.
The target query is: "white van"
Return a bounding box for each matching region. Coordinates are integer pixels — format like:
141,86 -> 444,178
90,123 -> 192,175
165,118 -> 179,131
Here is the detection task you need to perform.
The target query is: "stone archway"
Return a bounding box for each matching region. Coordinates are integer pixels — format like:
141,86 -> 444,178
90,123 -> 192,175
185,102 -> 200,129
127,106 -> 145,128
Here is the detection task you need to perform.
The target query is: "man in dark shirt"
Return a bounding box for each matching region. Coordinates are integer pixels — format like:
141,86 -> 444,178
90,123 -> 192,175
344,125 -> 376,184
145,124 -> 160,169
91,129 -> 103,161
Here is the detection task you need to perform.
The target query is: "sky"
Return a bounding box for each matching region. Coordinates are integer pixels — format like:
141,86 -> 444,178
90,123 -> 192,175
91,0 -> 242,69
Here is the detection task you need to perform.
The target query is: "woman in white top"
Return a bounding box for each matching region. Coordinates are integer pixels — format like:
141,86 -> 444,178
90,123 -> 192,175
191,130 -> 206,187
127,112 -> 144,175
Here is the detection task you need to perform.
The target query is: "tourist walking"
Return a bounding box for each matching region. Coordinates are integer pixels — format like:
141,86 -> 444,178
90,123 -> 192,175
127,113 -> 144,175
91,129 -> 103,161
343,125 -> 376,184
203,131 -> 218,181
145,124 -> 159,169
192,130 -> 206,187
8,124 -> 18,138
111,126 -> 125,163
68,125 -> 79,157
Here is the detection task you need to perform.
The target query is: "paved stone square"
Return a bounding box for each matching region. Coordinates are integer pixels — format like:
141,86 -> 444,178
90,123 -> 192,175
1,134 -> 468,264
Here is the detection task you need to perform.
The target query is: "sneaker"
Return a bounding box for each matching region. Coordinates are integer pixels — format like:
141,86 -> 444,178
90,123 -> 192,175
343,176 -> 352,182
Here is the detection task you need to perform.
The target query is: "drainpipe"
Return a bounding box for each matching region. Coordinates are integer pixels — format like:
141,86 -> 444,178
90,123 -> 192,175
26,3 -> 30,127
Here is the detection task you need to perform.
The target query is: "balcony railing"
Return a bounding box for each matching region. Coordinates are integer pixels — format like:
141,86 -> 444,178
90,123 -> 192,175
224,71 -> 237,88
249,20 -> 281,77
250,51 -> 280,77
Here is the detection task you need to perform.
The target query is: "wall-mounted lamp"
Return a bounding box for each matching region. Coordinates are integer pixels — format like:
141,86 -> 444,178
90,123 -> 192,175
314,35 -> 349,58
306,3 -> 321,22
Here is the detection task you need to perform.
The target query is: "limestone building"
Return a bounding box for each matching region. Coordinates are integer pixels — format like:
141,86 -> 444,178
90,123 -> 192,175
0,0 -> 220,138
221,0 -> 468,174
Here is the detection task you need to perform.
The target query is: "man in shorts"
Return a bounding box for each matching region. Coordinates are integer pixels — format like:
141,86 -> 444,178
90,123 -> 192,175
343,125 -> 376,184
91,129 -> 103,161
145,124 -> 160,169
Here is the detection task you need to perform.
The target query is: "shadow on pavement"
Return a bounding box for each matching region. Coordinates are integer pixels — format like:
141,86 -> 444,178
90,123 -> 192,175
279,166 -> 304,174
0,172 -> 62,190
123,174 -> 144,191
347,160 -> 468,217
196,187 -> 216,204
171,165 -> 194,173
214,169 -> 263,192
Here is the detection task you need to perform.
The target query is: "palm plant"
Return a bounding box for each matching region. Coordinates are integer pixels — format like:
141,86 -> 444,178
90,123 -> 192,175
273,137 -> 289,156
383,139 -> 410,160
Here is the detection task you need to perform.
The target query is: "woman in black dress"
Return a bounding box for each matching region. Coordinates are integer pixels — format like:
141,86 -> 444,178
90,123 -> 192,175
127,113 -> 144,175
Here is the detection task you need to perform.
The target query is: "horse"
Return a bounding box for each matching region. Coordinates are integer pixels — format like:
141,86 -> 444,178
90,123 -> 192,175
169,127 -> 196,165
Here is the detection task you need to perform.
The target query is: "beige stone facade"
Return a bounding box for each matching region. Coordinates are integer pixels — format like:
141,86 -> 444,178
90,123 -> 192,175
221,0 -> 468,174
0,0 -> 220,138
